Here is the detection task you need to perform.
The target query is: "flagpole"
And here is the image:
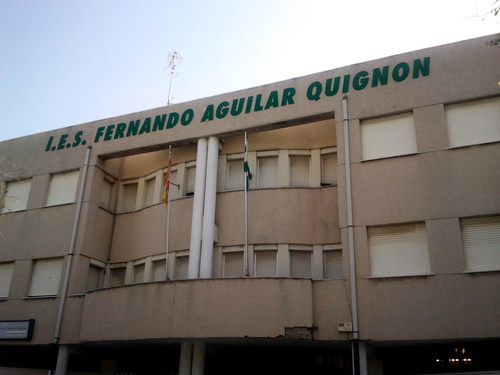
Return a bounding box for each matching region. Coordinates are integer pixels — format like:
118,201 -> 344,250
165,146 -> 172,280
244,132 -> 249,276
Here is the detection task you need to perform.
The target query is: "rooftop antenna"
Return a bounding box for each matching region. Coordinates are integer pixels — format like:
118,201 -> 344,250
166,50 -> 182,105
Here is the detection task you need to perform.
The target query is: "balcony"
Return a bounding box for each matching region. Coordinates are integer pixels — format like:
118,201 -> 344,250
80,278 -> 314,342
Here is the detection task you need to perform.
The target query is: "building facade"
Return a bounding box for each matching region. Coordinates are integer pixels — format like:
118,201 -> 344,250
0,35 -> 499,375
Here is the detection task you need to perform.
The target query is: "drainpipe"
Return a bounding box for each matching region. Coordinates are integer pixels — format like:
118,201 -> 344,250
52,146 -> 92,375
342,97 -> 367,375
200,136 -> 219,278
53,145 -> 92,345
188,138 -> 208,279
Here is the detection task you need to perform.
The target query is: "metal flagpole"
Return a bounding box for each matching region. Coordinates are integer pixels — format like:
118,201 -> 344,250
244,132 -> 250,276
165,146 -> 172,280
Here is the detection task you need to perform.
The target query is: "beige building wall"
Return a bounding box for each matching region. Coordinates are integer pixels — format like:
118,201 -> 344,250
0,35 -> 498,360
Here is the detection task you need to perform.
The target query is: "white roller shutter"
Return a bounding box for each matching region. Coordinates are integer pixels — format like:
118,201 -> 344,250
368,223 -> 431,277
446,97 -> 500,148
361,112 -> 417,160
290,155 -> 311,187
257,156 -> 278,188
0,263 -> 14,297
46,171 -> 79,206
2,179 -> 31,212
461,216 -> 500,272
29,258 -> 63,296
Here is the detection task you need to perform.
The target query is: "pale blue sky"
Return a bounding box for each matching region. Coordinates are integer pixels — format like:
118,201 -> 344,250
1,0 -> 498,141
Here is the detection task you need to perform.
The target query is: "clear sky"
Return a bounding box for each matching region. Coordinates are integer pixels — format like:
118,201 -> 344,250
0,0 -> 498,141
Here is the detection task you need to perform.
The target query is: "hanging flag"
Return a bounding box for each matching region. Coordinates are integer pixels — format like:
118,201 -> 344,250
243,133 -> 252,192
162,147 -> 172,205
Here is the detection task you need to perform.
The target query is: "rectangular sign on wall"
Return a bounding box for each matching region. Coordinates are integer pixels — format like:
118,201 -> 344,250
0,320 -> 34,340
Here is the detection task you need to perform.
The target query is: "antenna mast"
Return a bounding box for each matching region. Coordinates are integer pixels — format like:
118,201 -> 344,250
167,50 -> 182,106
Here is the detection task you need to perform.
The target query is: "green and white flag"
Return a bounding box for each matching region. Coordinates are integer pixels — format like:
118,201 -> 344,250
243,132 -> 252,191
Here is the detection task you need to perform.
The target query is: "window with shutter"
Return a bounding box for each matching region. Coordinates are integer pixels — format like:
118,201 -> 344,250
0,263 -> 14,297
290,154 -> 311,187
290,245 -> 312,278
223,246 -> 244,277
461,216 -> 500,272
29,258 -> 64,296
257,154 -> 278,188
46,171 -> 79,206
1,179 -> 31,213
254,245 -> 277,277
368,222 -> 431,277
361,112 -> 417,160
446,97 -> 500,148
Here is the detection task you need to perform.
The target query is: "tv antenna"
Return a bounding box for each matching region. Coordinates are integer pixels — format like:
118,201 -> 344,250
166,50 -> 182,105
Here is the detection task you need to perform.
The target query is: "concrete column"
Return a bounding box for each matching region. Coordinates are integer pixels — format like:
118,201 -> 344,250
200,136 -> 219,278
191,343 -> 206,375
54,345 -> 69,375
179,342 -> 193,375
188,138 -> 208,279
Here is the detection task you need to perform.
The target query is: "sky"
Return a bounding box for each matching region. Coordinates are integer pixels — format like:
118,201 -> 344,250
0,0 -> 498,142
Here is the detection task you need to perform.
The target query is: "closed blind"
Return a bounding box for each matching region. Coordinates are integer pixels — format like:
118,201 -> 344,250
361,113 -> 417,160
257,156 -> 278,188
461,216 -> 500,272
29,258 -> 63,296
226,159 -> 244,191
446,97 -> 500,148
290,250 -> 312,278
254,250 -> 277,277
369,223 -> 431,277
290,155 -> 310,187
0,263 -> 14,297
2,179 -> 31,212
46,171 -> 79,206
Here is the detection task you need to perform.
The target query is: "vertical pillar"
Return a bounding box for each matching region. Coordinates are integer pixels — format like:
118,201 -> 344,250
191,343 -> 206,375
54,345 -> 69,375
188,138 -> 208,279
200,136 -> 219,278
179,342 -> 193,375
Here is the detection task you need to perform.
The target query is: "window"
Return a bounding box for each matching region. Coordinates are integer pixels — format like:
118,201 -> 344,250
121,182 -> 138,212
361,112 -> 417,160
368,222 -> 431,277
254,245 -> 277,277
321,150 -> 337,186
290,245 -> 312,278
257,153 -> 278,188
175,252 -> 189,279
46,171 -> 79,206
133,262 -> 145,283
144,177 -> 156,207
222,246 -> 244,277
289,153 -> 311,187
86,260 -> 105,291
28,258 -> 63,296
152,258 -> 166,281
446,97 -> 500,148
1,179 -> 31,213
323,245 -> 343,279
461,216 -> 500,272
100,177 -> 114,210
110,266 -> 126,287
226,157 -> 244,191
185,164 -> 196,196
0,263 -> 14,297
